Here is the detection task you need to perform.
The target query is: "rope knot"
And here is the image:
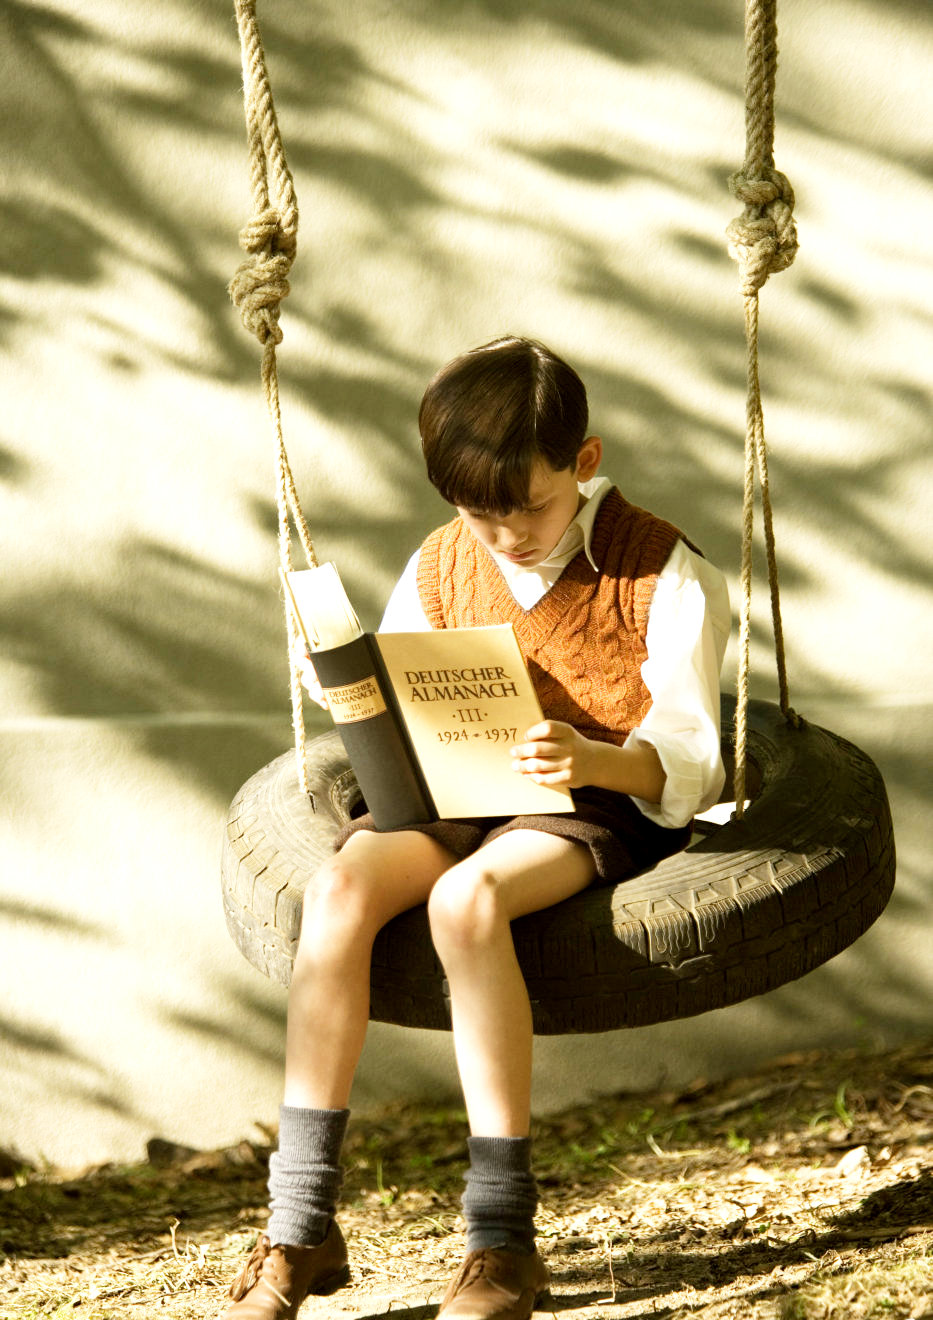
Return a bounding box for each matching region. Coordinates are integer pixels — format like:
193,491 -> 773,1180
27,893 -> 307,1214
727,166 -> 798,296
228,205 -> 298,345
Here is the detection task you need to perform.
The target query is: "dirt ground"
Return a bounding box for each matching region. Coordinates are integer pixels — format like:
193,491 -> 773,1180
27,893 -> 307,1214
2,1037 -> 932,1320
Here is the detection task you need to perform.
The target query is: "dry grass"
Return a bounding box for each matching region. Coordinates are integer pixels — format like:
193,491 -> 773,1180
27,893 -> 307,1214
781,1252 -> 933,1320
2,1039 -> 932,1319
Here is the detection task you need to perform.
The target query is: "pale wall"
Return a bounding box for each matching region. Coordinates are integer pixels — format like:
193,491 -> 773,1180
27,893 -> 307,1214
0,0 -> 930,1167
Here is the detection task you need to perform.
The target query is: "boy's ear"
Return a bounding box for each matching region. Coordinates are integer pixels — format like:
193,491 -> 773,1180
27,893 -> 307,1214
575,435 -> 602,481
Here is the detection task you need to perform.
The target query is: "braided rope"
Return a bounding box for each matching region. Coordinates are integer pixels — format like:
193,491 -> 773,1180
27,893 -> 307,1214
728,0 -> 801,820
229,0 -> 316,795
227,0 -> 798,815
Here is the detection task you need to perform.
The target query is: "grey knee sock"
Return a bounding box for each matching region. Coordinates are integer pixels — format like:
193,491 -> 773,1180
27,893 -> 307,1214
461,1136 -> 538,1255
267,1105 -> 349,1248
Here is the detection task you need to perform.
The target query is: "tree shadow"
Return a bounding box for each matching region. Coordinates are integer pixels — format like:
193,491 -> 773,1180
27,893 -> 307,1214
0,0 -> 249,375
566,1167 -> 933,1317
0,533 -> 299,797
0,439 -> 29,483
419,0 -> 738,61
2,0 -> 927,642
164,977 -> 286,1070
0,897 -> 112,942
0,0 -> 929,1103
0,1017 -> 134,1130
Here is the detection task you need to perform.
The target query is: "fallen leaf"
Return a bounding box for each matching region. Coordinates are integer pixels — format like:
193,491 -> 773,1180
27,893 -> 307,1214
833,1146 -> 871,1178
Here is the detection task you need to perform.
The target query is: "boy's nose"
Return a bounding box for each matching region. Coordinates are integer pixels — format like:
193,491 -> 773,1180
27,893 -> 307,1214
497,528 -> 527,551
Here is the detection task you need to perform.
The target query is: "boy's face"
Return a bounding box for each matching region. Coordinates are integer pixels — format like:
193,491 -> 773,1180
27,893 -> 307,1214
457,436 -> 602,569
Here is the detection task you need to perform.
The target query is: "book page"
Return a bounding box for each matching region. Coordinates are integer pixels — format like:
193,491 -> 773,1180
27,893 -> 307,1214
374,625 -> 573,818
282,563 -> 362,651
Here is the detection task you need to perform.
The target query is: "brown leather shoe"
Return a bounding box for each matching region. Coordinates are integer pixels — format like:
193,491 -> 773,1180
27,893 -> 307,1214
221,1221 -> 349,1318
437,1248 -> 550,1320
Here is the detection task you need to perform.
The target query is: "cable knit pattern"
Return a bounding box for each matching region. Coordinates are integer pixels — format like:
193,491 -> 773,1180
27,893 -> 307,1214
416,489 -> 682,746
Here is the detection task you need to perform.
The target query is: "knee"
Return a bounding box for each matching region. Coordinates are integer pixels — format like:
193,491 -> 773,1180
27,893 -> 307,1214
427,863 -> 506,961
299,851 -> 378,949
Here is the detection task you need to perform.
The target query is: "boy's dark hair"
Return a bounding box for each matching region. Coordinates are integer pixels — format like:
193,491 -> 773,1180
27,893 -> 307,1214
419,336 -> 589,513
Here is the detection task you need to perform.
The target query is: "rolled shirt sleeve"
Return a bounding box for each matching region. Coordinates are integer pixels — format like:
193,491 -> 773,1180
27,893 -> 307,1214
624,540 -> 731,829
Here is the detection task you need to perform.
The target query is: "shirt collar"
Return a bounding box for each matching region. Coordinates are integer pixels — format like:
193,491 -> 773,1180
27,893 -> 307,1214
534,476 -> 612,572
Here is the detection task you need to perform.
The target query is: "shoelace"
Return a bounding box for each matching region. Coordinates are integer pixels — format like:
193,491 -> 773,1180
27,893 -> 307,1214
229,1235 -> 272,1301
459,1254 -> 490,1288
450,1251 -> 510,1298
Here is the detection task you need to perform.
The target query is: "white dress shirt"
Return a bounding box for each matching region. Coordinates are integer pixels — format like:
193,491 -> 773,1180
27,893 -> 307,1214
380,478 -> 730,828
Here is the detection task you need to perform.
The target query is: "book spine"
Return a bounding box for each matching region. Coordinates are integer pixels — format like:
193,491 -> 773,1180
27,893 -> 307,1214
310,635 -> 437,830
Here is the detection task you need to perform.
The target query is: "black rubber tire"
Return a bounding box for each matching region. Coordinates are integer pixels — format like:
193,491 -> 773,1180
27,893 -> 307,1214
221,695 -> 895,1033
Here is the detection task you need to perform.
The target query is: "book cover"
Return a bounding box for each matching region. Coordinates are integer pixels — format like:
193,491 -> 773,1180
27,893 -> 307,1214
282,565 -> 573,827
372,626 -> 573,819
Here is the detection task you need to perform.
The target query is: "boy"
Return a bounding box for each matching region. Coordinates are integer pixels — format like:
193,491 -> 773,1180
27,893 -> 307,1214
224,337 -> 729,1320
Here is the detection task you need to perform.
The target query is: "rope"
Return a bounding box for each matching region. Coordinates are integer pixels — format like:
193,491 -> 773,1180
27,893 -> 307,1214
727,0 -> 802,820
229,0 -> 316,796
227,0 -> 798,816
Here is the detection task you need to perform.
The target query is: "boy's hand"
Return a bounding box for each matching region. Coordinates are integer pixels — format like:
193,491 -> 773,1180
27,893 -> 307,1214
510,720 -> 596,788
289,639 -> 329,710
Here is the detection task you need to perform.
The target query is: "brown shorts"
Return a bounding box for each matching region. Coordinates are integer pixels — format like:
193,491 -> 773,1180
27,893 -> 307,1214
333,786 -> 691,885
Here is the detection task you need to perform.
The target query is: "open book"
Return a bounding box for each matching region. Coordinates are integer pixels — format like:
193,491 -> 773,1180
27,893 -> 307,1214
282,563 -> 573,829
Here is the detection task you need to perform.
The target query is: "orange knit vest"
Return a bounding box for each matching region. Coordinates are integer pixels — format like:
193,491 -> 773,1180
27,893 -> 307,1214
416,488 -> 683,747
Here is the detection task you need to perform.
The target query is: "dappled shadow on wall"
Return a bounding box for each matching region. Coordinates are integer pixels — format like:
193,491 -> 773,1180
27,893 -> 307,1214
0,536 -> 301,799
0,0 -> 249,374
1,0 -> 929,791
0,1011 -> 134,1134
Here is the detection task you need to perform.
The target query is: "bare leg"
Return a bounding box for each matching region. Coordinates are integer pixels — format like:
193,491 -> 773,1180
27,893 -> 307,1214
284,829 -> 457,1109
427,831 -> 595,1136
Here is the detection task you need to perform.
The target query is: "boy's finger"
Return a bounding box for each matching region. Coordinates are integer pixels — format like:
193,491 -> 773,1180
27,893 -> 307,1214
522,721 -> 554,741
513,751 -> 568,774
512,740 -> 559,760
524,766 -> 570,785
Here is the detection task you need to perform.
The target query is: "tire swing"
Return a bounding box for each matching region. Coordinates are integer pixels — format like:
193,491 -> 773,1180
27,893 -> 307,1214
221,0 -> 895,1033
